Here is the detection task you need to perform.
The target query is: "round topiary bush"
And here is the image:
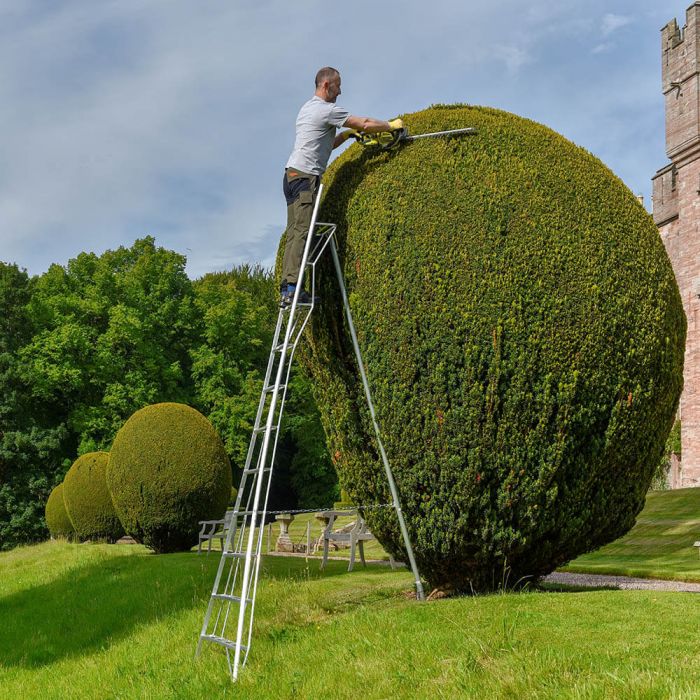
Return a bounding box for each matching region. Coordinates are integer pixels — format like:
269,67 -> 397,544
302,104 -> 686,593
63,451 -> 124,542
106,402 -> 232,553
45,483 -> 75,540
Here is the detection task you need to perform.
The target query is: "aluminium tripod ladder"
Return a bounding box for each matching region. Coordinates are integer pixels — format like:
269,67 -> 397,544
196,183 -> 425,681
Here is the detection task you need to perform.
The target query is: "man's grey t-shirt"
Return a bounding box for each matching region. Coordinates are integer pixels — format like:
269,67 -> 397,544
286,96 -> 350,176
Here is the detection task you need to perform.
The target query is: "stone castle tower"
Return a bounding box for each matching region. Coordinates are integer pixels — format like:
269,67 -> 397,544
653,2 -> 700,488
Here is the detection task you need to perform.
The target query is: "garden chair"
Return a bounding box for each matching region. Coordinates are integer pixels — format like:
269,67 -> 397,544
197,510 -> 233,554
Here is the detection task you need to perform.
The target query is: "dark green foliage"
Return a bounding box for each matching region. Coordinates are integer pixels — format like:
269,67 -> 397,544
303,105 -> 686,592
190,266 -> 276,473
44,483 -> 74,539
0,245 -> 337,550
0,262 -> 72,549
283,371 -> 340,509
106,403 -> 232,553
21,237 -> 196,454
62,452 -> 124,542
190,266 -> 339,511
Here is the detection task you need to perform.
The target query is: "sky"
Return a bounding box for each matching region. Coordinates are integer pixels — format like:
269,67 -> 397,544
0,1 -> 693,279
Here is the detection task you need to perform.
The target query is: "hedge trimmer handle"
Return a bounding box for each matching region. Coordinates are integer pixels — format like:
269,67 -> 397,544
355,127 -> 409,150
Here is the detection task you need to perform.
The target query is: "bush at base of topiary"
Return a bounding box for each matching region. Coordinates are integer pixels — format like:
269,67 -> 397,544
63,452 -> 124,542
45,482 -> 75,540
300,104 -> 686,593
106,402 -> 232,553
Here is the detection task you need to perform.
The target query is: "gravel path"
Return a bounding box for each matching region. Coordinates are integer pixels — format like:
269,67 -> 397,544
544,571 -> 700,593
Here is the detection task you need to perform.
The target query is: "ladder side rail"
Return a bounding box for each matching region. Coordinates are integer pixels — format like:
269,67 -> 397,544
197,507 -> 254,654
307,223 -> 336,264
230,183 -> 326,680
197,313 -> 287,656
242,327 -> 308,659
242,222 -> 336,662
236,312 -> 287,499
328,236 -> 426,602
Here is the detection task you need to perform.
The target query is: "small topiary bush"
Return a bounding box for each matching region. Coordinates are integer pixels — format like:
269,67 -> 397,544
63,452 -> 124,542
301,104 -> 686,593
45,483 -> 75,540
106,402 -> 232,553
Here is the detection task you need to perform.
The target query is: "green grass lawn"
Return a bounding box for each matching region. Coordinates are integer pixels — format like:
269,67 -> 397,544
2,539 -> 700,699
563,488 -> 700,582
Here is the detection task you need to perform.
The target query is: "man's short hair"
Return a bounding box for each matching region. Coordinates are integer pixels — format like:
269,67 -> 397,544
315,67 -> 340,87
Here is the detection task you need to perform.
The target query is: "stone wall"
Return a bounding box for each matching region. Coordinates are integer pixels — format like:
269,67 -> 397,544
654,2 -> 700,487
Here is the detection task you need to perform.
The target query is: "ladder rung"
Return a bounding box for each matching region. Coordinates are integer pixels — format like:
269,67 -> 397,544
264,383 -> 286,393
223,550 -> 259,559
211,593 -> 253,604
253,425 -> 278,434
243,466 -> 272,475
200,634 -> 248,652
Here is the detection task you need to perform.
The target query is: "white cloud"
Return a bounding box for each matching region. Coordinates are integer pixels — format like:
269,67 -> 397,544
493,45 -> 532,75
602,13 -> 633,37
0,0 -> 673,275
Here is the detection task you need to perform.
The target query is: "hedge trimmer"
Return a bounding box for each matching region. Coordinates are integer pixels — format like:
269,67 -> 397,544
351,125 -> 477,150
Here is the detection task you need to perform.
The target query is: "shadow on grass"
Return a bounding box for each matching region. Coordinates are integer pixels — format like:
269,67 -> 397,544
0,549 -> 376,668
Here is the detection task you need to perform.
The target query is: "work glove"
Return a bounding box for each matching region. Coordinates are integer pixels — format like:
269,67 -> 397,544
343,129 -> 361,142
388,118 -> 404,131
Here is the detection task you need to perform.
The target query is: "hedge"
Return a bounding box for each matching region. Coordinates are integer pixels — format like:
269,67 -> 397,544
62,451 -> 124,542
300,104 -> 686,593
45,483 -> 74,539
106,402 -> 232,553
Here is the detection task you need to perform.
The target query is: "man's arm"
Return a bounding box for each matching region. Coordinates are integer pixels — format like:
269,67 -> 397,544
333,116 -> 397,149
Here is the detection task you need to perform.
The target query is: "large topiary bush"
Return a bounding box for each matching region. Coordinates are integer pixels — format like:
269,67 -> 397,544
45,483 -> 75,540
63,452 -> 124,542
106,402 -> 232,553
302,105 -> 686,593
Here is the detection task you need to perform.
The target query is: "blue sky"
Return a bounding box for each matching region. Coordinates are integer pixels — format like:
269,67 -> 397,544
0,1 -> 692,278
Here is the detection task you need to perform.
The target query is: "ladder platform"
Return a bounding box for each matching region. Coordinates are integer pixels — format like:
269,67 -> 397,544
200,634 -> 248,652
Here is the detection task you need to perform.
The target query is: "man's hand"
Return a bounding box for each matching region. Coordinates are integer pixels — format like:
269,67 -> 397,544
333,129 -> 360,149
388,118 -> 404,131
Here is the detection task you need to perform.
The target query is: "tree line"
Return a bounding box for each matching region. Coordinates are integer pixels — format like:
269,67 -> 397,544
0,237 -> 338,550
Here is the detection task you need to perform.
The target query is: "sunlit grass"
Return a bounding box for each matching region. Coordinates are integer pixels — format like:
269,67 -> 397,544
563,488 -> 700,582
2,540 -> 700,699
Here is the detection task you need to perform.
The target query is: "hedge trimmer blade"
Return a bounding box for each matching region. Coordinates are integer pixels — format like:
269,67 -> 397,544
404,127 -> 477,142
355,126 -> 476,150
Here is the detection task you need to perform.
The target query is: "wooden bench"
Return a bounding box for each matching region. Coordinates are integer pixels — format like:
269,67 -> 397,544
197,510 -> 233,554
318,509 -> 395,572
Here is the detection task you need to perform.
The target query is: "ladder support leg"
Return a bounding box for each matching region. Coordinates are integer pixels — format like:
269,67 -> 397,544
329,237 -> 426,602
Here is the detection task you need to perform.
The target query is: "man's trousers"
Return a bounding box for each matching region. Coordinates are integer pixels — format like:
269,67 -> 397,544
281,168 -> 319,286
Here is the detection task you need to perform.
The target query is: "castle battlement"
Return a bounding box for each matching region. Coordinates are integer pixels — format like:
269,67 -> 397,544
662,4 -> 700,158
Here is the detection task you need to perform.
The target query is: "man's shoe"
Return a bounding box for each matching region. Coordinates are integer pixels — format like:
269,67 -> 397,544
280,289 -> 315,309
297,290 -> 313,305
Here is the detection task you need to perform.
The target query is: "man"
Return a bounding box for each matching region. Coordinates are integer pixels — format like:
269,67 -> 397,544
280,66 -> 403,307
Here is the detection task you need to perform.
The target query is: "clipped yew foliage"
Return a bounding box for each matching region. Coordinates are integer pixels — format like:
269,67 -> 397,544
45,483 -> 74,539
303,105 -> 686,593
106,402 -> 232,553
63,452 -> 124,542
